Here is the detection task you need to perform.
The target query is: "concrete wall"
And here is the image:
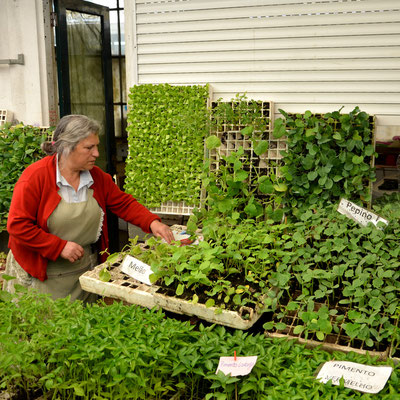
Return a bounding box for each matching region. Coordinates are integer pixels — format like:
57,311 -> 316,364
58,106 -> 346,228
0,0 -> 55,126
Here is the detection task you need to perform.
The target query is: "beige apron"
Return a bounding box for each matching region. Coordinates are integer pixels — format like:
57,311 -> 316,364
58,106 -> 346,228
4,190 -> 102,302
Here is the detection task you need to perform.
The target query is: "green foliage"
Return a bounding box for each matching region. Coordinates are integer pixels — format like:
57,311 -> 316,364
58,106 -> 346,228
0,124 -> 50,231
262,201 -> 400,348
1,290 -> 399,399
125,83 -> 209,207
273,107 -> 376,214
119,104 -> 398,350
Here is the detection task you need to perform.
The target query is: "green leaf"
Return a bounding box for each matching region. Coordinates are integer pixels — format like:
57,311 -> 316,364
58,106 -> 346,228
293,325 -> 304,335
273,122 -> 287,138
254,140 -> 269,156
176,283 -> 184,296
217,199 -> 234,213
234,170 -> 248,182
333,132 -> 342,140
263,321 -> 274,330
205,298 -> 215,308
275,322 -> 287,331
241,126 -> 254,136
206,135 -> 221,150
307,171 -> 318,181
99,267 -> 111,282
72,384 -> 85,397
352,155 -> 364,164
259,179 -> 274,194
106,253 -> 120,264
368,297 -> 383,310
305,128 -> 316,137
273,183 -> 287,192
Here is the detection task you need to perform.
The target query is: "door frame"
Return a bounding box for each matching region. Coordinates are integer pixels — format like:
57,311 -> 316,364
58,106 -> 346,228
54,0 -> 115,175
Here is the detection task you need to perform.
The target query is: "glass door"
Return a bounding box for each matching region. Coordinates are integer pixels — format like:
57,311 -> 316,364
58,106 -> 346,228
54,0 -> 115,174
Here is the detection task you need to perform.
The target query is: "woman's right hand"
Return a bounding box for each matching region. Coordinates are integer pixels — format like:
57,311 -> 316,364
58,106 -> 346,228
60,241 -> 84,263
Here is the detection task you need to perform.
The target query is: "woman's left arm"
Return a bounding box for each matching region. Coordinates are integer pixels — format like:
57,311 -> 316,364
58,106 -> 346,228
94,170 -> 173,243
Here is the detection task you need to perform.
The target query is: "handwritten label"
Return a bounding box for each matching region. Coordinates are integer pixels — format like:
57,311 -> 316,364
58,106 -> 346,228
337,198 -> 388,228
120,255 -> 153,285
316,361 -> 392,394
216,356 -> 258,377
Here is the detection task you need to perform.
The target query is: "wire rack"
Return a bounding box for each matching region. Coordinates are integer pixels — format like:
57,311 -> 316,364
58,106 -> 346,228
208,100 -> 285,192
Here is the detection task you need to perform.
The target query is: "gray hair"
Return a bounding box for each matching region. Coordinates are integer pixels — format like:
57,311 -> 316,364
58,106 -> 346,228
41,114 -> 100,157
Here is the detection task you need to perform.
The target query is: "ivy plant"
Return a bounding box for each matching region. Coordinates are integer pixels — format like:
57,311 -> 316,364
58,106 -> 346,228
125,83 -> 209,208
273,107 -> 377,215
0,124 -> 51,231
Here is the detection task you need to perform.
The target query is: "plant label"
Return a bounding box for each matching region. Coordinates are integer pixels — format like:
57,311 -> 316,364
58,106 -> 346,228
120,255 -> 153,286
337,198 -> 388,228
216,356 -> 257,377
316,361 -> 392,394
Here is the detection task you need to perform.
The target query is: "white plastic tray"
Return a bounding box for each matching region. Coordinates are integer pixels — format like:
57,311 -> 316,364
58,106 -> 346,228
79,262 -> 263,330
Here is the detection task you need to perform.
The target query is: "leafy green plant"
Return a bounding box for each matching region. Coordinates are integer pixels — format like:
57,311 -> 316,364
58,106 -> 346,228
0,123 -> 51,231
1,291 -> 399,400
273,107 -> 376,215
125,83 -> 209,207
262,200 -> 400,349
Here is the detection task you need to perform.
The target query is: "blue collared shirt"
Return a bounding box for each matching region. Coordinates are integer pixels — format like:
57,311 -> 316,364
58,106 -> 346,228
56,155 -> 94,203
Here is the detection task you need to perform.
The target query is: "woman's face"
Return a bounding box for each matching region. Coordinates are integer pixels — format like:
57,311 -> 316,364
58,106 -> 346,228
67,133 -> 100,171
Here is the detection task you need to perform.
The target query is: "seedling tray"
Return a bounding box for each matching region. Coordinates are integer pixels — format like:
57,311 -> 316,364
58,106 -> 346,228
79,263 -> 264,330
265,302 -> 390,360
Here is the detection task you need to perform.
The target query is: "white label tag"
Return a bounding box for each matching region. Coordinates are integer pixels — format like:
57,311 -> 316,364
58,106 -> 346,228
316,361 -> 392,394
337,198 -> 388,228
216,356 -> 258,377
120,255 -> 153,285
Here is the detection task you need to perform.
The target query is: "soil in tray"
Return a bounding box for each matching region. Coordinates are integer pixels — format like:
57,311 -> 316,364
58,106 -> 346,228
269,293 -> 390,353
154,271 -> 262,319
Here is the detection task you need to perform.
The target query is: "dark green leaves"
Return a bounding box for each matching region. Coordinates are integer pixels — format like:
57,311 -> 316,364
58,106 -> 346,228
0,124 -> 50,231
273,108 -> 375,211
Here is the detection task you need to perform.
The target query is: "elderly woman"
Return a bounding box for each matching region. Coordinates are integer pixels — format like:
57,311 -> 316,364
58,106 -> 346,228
4,114 -> 173,301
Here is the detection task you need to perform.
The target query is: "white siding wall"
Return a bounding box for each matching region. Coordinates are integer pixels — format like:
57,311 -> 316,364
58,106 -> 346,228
125,0 -> 400,139
0,0 -> 55,126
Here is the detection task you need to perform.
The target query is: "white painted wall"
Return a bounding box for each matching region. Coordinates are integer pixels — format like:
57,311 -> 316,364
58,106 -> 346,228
0,0 -> 53,126
125,0 -> 400,140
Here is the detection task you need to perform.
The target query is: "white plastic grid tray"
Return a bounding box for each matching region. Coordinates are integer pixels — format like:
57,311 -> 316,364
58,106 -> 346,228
150,201 -> 196,216
209,100 -> 286,191
79,262 -> 264,330
0,110 -> 12,126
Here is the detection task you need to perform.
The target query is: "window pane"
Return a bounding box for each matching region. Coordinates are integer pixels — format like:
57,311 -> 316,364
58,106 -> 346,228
119,11 -> 125,56
114,105 -> 122,138
121,58 -> 126,103
112,58 -> 121,102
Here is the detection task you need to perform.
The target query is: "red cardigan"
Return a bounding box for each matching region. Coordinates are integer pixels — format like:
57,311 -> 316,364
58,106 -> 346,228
7,155 -> 160,281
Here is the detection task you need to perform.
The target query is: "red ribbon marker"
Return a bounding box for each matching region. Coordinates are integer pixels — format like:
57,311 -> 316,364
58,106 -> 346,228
234,351 -> 237,361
